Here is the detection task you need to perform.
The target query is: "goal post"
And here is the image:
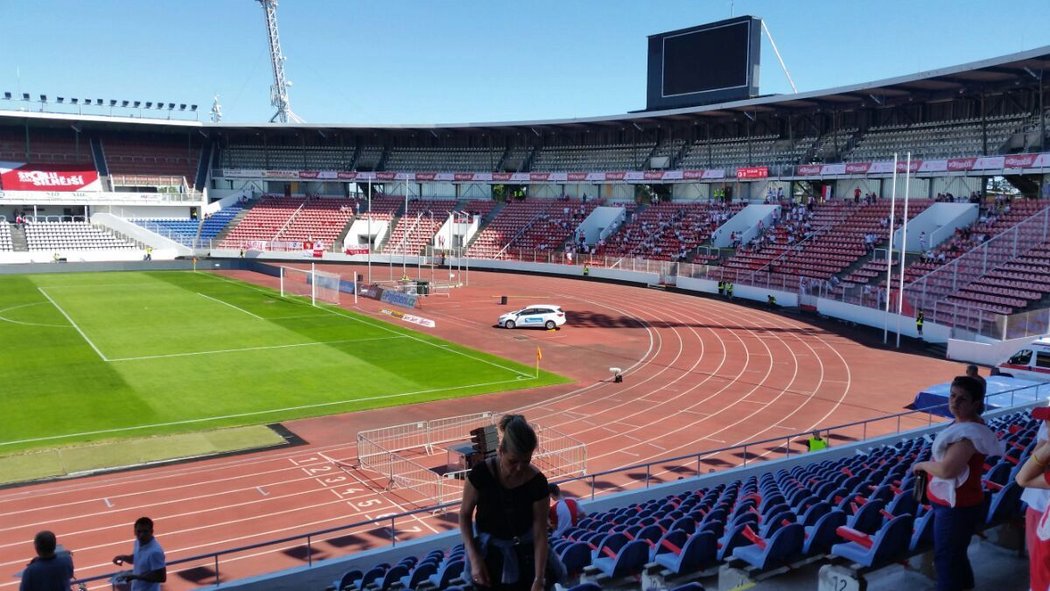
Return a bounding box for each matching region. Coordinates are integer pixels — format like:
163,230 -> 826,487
279,265 -> 342,306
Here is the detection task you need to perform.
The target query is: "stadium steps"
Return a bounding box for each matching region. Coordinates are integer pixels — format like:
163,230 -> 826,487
212,205 -> 255,244
9,223 -> 28,251
462,201 -> 508,251
89,136 -> 109,177
332,217 -> 355,252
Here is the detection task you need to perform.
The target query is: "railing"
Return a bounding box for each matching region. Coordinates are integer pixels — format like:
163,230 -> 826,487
903,205 -> 1050,315
66,383 -> 1047,589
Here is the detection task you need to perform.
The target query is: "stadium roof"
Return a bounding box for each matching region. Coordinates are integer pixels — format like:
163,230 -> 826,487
2,45 -> 1048,136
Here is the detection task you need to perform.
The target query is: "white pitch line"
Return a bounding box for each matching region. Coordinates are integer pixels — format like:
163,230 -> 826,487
0,376 -> 535,448
198,292 -> 264,320
108,335 -> 406,362
37,287 -> 109,362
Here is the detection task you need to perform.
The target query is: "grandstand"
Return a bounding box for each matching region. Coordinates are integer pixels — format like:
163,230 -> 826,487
1,40 -> 1050,591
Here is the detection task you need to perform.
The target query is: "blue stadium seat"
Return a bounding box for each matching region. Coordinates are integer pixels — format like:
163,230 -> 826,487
590,539 -> 649,578
830,514 -> 914,569
730,523 -> 805,571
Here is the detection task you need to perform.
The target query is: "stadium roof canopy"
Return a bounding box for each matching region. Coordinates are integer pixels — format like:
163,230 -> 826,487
1,45 -> 1048,137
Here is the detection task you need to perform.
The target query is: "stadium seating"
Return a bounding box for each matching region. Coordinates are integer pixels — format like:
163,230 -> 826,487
0,222 -> 13,251
846,114 -> 1029,161
382,199 -> 456,255
531,143 -> 656,172
598,201 -> 743,263
133,205 -> 243,246
102,136 -> 200,185
24,220 -> 136,251
0,127 -> 92,164
219,196 -> 354,249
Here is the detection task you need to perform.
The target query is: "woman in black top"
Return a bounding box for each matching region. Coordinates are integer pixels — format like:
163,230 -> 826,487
459,415 -> 550,591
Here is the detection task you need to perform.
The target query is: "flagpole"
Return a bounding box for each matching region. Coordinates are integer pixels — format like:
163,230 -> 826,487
883,153 -> 898,344
367,176 -> 372,284
895,152 -> 912,349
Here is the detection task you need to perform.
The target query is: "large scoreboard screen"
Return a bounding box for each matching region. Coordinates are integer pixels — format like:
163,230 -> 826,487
647,16 -> 761,111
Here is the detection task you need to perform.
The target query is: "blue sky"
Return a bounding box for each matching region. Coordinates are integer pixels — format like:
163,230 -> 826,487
1,0 -> 1048,125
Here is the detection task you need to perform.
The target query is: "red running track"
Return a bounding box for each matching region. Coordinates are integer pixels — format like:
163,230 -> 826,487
0,268 -> 956,589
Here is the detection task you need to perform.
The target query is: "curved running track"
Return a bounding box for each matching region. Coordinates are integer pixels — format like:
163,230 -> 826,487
0,267 -> 956,589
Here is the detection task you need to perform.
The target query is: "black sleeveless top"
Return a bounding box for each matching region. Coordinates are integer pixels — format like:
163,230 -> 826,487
468,459 -> 549,539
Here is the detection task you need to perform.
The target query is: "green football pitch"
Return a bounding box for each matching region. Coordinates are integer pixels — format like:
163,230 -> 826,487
0,271 -> 568,454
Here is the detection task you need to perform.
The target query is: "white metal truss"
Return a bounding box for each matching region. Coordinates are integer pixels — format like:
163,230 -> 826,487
257,0 -> 304,123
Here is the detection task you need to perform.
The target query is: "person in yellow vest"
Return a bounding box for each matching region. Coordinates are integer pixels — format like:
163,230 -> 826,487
806,430 -> 827,452
916,309 -> 925,339
718,280 -> 725,296
726,282 -> 734,299
583,264 -> 590,277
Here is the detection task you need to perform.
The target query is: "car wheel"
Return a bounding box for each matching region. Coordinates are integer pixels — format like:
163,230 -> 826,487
545,320 -> 556,330
505,320 -> 515,329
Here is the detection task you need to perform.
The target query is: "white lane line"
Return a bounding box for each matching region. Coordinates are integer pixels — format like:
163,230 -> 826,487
37,287 -> 109,362
256,487 -> 269,497
103,498 -> 113,508
198,292 -> 264,320
108,335 -> 406,362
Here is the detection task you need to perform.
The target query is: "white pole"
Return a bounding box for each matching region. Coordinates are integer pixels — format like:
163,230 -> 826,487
367,176 -> 372,284
311,261 -> 317,306
403,183 -> 408,278
883,154 -> 898,344
895,153 -> 912,349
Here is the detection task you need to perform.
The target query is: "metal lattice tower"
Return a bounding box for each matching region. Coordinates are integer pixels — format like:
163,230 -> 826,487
257,0 -> 303,123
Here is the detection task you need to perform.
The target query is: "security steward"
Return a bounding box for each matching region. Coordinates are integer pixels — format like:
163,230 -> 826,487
806,431 -> 827,452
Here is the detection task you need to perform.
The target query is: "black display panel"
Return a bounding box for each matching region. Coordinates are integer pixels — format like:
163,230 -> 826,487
646,16 -> 761,111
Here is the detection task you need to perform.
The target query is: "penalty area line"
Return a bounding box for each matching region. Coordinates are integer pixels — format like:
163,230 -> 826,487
37,287 -> 109,362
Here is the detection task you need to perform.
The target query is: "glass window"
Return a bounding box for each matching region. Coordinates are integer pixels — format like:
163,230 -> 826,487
1008,349 -> 1033,366
1036,351 -> 1050,369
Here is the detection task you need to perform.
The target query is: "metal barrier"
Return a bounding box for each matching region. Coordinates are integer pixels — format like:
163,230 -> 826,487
356,412 -> 585,505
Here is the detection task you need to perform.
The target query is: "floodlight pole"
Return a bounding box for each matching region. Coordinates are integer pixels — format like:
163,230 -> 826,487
761,22 -> 798,94
257,0 -> 304,124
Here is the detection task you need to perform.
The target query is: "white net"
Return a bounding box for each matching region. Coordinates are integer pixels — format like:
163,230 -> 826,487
280,266 -> 341,306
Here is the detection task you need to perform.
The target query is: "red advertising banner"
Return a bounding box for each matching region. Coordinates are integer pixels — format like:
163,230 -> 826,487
845,162 -> 872,174
947,158 -> 976,172
1005,153 -> 1037,168
0,163 -> 100,191
735,166 -> 769,179
414,172 -> 437,181
797,165 -> 823,176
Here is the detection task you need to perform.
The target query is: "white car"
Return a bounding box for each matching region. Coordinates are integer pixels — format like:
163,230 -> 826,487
498,305 -> 566,330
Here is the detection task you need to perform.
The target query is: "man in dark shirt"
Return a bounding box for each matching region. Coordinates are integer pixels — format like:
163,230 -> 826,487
20,530 -> 74,591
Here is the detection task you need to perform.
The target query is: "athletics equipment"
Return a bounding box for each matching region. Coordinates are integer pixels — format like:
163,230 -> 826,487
280,265 -> 341,306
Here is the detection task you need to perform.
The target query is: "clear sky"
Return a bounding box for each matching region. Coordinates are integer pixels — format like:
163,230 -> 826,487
1,0 -> 1048,126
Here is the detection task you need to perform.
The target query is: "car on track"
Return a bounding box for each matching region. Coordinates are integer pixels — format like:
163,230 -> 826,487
497,305 -> 566,330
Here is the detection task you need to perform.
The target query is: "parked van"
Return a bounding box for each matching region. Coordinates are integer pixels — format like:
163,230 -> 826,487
999,337 -> 1050,381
